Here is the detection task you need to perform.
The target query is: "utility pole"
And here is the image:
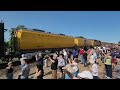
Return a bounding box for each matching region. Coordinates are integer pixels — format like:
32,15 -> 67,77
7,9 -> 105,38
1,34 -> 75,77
0,21 -> 7,59
0,22 -> 4,59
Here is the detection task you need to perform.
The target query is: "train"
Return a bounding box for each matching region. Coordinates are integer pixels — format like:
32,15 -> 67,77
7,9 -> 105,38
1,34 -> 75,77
1,28 -> 115,61
11,29 -> 102,54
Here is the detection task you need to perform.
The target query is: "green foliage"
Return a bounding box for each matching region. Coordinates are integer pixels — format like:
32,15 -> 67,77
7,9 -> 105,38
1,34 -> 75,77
4,40 -> 10,48
9,25 -> 27,51
118,41 -> 120,44
75,36 -> 85,38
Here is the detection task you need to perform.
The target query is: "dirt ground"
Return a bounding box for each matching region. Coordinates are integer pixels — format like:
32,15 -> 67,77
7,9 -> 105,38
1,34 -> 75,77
0,57 -> 106,79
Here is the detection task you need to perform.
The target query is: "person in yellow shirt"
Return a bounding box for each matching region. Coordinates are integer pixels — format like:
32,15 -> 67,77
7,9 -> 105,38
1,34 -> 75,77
104,54 -> 112,78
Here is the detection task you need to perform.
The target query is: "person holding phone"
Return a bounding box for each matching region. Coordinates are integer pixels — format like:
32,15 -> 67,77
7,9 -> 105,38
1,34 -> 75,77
48,54 -> 58,79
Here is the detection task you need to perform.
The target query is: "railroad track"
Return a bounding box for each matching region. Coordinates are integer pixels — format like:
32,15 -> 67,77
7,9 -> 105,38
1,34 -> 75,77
0,52 -> 54,69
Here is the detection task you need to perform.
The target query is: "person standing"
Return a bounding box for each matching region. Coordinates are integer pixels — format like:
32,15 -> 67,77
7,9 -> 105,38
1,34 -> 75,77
6,62 -> 14,79
18,58 -> 30,79
101,54 -> 105,63
79,48 -> 84,64
35,53 -> 44,68
83,50 -> 88,67
63,49 -> 68,64
72,49 -> 77,60
93,51 -> 97,63
44,55 -> 49,68
91,61 -> 98,79
104,54 -> 112,78
113,58 -> 120,79
58,54 -> 65,77
110,49 -> 115,68
68,51 -> 73,64
20,54 -> 27,69
71,58 -> 79,77
49,54 -> 58,79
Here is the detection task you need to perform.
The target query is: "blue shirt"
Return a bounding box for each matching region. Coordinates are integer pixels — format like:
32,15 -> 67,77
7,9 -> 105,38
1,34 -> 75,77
72,51 -> 76,57
110,51 -> 115,58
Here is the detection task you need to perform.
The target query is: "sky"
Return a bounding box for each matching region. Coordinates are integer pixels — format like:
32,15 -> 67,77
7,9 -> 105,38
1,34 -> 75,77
0,11 -> 120,43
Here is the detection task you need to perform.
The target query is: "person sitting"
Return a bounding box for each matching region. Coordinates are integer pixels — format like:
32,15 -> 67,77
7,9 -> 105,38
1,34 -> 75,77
63,66 -> 93,79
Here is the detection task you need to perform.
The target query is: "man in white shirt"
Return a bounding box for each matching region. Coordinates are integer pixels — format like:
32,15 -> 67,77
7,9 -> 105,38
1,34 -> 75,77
91,61 -> 98,79
20,54 -> 27,69
63,49 -> 68,64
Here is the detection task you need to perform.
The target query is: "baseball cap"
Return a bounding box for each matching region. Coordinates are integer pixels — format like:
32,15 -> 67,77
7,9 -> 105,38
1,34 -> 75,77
77,71 -> 93,79
38,53 -> 42,56
7,62 -> 12,66
21,54 -> 25,58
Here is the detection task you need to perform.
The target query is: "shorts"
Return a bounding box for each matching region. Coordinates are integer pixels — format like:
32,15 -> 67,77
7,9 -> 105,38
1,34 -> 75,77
59,66 -> 64,74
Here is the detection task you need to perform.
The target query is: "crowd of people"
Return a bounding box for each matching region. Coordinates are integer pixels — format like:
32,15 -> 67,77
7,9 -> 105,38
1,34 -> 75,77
5,45 -> 120,79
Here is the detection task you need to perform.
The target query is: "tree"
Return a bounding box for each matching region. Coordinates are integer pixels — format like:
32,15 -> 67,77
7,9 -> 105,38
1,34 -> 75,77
76,36 -> 85,38
4,41 -> 10,48
118,41 -> 120,45
15,25 -> 26,30
9,25 -> 26,35
9,25 -> 27,52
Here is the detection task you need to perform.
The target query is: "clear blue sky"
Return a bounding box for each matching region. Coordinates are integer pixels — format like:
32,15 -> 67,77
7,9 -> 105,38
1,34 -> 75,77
1,11 -> 120,43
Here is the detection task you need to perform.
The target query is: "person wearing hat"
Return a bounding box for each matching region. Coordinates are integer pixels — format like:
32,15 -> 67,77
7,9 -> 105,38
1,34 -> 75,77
113,58 -> 120,79
20,54 -> 28,69
6,62 -> 14,79
18,58 -> 30,79
63,66 -> 93,79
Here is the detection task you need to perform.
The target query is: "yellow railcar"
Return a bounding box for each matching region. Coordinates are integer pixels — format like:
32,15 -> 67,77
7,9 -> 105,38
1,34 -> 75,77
84,39 -> 92,46
14,29 -> 75,51
74,38 -> 85,47
87,39 -> 95,46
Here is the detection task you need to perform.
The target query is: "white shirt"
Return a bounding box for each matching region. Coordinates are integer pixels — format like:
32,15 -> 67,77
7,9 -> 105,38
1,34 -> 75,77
72,62 -> 79,72
90,55 -> 94,60
58,57 -> 65,66
89,55 -> 94,64
103,47 -> 105,50
63,51 -> 67,56
98,47 -> 100,50
91,63 -> 98,76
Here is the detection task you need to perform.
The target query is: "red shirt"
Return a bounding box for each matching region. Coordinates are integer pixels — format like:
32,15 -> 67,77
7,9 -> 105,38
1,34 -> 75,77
112,58 -> 114,64
87,49 -> 91,55
79,50 -> 84,55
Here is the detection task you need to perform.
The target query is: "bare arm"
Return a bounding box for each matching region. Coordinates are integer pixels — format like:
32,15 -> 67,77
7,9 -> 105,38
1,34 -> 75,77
63,67 -> 78,79
49,57 -> 55,63
70,63 -> 75,67
34,70 -> 41,79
